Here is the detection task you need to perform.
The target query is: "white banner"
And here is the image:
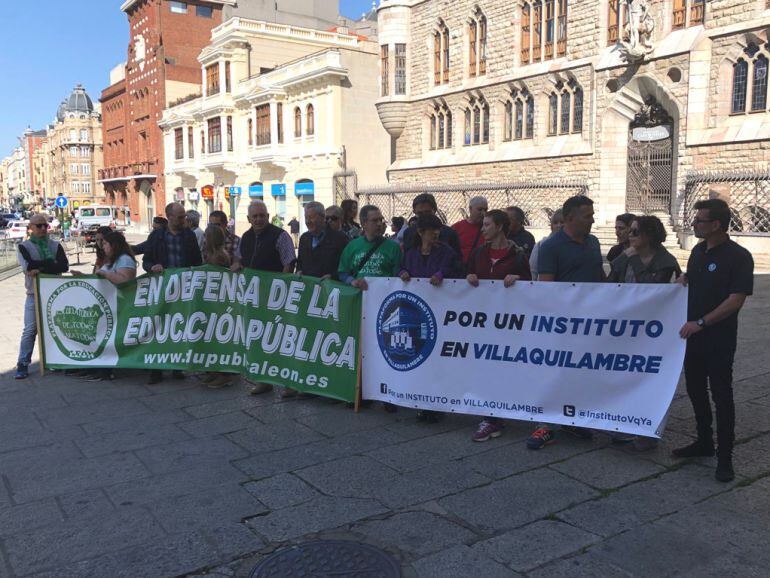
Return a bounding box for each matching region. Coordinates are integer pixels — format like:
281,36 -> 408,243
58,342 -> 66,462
362,278 -> 688,437
38,277 -> 120,367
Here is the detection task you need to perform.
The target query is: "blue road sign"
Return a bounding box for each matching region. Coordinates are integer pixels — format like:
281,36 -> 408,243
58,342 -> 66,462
55,196 -> 68,209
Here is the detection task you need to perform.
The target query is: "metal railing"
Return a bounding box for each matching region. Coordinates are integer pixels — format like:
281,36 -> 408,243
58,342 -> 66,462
680,170 -> 770,235
355,179 -> 588,228
0,238 -> 21,273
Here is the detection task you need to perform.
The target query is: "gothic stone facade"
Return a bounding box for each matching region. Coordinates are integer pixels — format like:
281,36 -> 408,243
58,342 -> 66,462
375,0 -> 770,252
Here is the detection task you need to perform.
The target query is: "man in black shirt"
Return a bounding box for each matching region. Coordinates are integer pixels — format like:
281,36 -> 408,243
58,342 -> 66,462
506,206 -> 536,256
674,199 -> 754,482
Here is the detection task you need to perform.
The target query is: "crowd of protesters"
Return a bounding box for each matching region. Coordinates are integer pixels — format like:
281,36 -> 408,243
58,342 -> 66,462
13,193 -> 753,482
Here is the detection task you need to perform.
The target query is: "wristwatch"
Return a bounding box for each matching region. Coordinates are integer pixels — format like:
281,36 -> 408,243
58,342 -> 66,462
696,318 -> 706,328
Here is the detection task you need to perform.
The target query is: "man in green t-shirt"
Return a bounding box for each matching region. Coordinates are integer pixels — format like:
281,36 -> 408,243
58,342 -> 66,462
338,204 -> 401,290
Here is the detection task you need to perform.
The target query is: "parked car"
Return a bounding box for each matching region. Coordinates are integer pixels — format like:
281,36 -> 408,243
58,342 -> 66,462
76,206 -> 115,229
0,213 -> 18,228
1,221 -> 30,240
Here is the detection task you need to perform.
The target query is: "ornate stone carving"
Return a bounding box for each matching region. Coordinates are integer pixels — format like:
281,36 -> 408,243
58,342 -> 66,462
631,96 -> 673,129
620,0 -> 655,62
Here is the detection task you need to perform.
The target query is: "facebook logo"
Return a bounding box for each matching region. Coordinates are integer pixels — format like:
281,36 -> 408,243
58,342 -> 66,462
380,383 -> 389,395
563,405 -> 576,417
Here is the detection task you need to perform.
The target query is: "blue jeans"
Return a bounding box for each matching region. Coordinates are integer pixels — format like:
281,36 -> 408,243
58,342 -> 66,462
18,294 -> 37,366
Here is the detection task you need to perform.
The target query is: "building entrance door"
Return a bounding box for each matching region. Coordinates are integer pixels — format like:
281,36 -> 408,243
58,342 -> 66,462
626,97 -> 674,214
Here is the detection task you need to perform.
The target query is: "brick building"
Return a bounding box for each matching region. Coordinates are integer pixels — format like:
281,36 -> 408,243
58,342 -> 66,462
99,0 -> 342,232
374,0 -> 770,262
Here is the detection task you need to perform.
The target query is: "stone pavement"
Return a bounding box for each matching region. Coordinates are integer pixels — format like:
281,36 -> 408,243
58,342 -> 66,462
1,270 -> 769,577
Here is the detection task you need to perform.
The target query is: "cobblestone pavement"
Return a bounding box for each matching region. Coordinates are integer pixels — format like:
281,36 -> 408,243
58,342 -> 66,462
1,270 -> 769,577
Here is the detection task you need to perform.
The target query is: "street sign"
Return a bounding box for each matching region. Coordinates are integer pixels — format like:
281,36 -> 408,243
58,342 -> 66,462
55,196 -> 69,209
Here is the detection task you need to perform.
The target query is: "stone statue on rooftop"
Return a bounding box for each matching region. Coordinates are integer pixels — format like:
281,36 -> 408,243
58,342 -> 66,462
621,0 -> 655,62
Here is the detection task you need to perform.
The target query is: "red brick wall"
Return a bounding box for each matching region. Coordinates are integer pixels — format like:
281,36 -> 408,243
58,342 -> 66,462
101,0 -> 223,226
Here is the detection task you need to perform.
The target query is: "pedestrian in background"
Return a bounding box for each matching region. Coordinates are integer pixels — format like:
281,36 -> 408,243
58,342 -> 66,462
466,209 -> 532,441
186,210 -> 205,251
288,216 -> 300,248
452,196 -> 488,266
607,213 -> 636,263
142,202 -> 203,384
530,209 -> 564,279
506,206 -> 536,257
674,199 -> 754,482
340,199 -> 361,240
15,214 -> 69,379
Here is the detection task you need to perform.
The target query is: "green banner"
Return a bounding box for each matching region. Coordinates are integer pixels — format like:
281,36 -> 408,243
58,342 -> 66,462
38,267 -> 361,402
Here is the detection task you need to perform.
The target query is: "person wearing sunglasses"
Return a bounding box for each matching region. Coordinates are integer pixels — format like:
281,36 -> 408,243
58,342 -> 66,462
296,202 -> 348,282
325,205 -> 343,232
674,199 -> 754,482
607,215 -> 681,450
15,214 -> 70,379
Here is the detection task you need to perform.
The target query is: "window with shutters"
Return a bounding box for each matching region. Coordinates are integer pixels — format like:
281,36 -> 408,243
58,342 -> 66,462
433,21 -> 450,85
207,117 -> 221,153
521,1 -> 568,64
306,104 -> 315,136
294,107 -> 302,138
226,116 -> 233,152
248,118 -> 253,146
395,44 -> 407,94
174,128 -> 183,160
674,0 -> 705,29
225,61 -> 231,93
188,127 -> 194,158
277,103 -> 284,144
206,64 -> 220,95
256,104 -> 271,146
381,45 -> 389,96
468,9 -> 487,77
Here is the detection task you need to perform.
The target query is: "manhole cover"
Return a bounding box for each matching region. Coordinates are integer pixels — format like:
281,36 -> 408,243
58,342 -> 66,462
250,540 -> 401,578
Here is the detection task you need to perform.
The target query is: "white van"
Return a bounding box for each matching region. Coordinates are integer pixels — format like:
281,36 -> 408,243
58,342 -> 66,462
77,206 -> 115,229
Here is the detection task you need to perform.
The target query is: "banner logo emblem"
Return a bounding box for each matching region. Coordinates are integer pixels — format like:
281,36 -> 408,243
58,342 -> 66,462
46,280 -> 114,361
376,291 -> 437,372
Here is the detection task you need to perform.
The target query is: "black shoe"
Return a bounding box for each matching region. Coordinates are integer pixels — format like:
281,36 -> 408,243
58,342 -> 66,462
171,370 -> 185,380
715,457 -> 735,482
148,370 -> 163,385
672,440 -> 715,458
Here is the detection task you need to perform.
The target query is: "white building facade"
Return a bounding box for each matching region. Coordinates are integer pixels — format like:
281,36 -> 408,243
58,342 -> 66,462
160,17 -> 390,232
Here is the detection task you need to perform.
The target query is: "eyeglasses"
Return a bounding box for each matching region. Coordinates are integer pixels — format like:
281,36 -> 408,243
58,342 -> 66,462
32,223 -> 49,229
325,216 -> 339,222
628,228 -> 640,237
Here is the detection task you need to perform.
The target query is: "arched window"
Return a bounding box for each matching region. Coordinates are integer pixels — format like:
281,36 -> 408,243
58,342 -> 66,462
504,101 -> 513,141
433,20 -> 450,85
548,93 -> 558,135
515,100 -> 524,140
468,9 -> 487,77
526,95 -> 535,138
729,43 -> 770,115
306,104 -> 315,136
560,90 -> 571,134
752,54 -> 768,112
294,107 -> 302,137
464,98 -> 489,146
572,87 -> 583,133
429,104 -> 452,150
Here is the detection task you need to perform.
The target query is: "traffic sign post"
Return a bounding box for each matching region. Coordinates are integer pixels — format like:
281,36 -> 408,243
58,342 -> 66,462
55,196 -> 68,209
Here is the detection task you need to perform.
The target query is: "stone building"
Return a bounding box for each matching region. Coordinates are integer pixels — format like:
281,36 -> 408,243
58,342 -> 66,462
374,0 -> 770,261
41,86 -> 104,211
99,0 -> 344,233
159,17 -> 390,233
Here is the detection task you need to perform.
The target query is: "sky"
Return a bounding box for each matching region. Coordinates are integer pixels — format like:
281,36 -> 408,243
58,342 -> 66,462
0,0 -> 377,156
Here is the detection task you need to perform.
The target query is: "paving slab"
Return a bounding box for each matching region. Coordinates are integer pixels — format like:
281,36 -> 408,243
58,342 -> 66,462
225,419 -> 326,455
242,473 -> 322,510
438,468 -> 597,535
549,447 -> 666,489
473,519 -> 601,573
177,410 -> 257,438
410,544 -> 518,578
134,436 -> 249,475
75,422 -> 191,457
